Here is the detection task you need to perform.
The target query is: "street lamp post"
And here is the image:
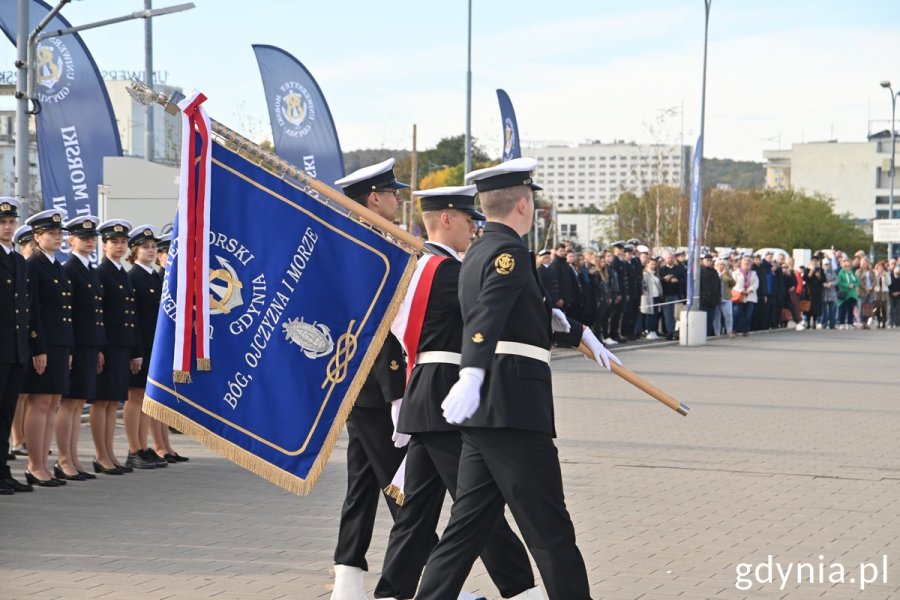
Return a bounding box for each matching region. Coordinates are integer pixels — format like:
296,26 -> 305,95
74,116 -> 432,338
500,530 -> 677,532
880,80 -> 897,259
464,0 -> 472,174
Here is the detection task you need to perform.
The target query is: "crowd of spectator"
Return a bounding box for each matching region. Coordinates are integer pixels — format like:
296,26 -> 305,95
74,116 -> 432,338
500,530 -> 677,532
537,240 -> 900,344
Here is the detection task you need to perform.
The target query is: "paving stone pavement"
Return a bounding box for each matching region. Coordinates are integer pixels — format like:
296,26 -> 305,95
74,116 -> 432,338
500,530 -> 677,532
2,328 -> 899,600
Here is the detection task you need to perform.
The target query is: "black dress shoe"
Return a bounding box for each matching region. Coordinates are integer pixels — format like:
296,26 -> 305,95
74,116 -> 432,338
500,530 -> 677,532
24,470 -> 60,487
54,462 -> 86,481
141,449 -> 167,468
126,451 -> 156,470
93,459 -> 123,475
50,477 -> 67,485
0,481 -> 13,494
2,477 -> 33,492
171,452 -> 189,463
11,444 -> 27,456
116,463 -> 134,473
78,470 -> 97,480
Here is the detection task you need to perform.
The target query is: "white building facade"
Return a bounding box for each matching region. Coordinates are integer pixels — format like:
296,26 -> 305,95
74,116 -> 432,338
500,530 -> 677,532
525,142 -> 691,212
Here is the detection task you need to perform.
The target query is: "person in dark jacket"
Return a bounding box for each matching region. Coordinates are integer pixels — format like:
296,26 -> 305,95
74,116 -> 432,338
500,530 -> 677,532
55,216 -> 105,481
658,251 -> 686,340
699,254 -> 721,336
90,220 -> 142,475
801,260 -> 824,330
21,209 -> 73,487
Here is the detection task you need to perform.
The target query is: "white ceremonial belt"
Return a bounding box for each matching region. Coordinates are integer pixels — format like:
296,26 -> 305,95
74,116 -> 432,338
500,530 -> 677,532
495,341 -> 551,364
416,351 -> 462,365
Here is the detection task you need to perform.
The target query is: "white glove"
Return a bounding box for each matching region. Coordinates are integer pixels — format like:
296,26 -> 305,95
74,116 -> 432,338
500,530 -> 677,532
441,367 -> 485,425
581,327 -> 622,371
551,308 -> 571,333
390,399 -> 410,448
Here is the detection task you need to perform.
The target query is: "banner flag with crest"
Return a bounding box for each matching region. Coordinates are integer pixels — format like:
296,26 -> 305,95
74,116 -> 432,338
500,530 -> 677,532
0,0 -> 122,234
496,89 -> 521,162
144,129 -> 416,495
253,44 -> 345,187
686,134 -> 703,311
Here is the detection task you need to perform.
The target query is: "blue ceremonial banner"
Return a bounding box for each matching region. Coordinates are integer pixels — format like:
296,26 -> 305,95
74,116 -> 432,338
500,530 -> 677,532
144,139 -> 415,495
686,134 -> 703,311
0,0 -> 122,237
496,89 -> 521,162
253,44 -> 345,186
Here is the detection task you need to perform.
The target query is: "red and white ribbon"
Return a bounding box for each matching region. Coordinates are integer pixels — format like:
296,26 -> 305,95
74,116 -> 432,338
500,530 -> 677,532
173,91 -> 212,382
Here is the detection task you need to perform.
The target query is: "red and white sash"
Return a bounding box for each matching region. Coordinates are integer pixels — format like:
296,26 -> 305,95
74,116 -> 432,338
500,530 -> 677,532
173,91 -> 212,383
390,254 -> 448,380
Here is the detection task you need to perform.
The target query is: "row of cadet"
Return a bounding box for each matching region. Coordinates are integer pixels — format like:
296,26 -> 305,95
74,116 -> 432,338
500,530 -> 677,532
0,200 -> 187,496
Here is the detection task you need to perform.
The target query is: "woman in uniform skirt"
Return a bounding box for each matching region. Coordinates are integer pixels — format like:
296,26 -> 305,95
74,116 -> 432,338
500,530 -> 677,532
55,216 -> 104,481
90,220 -> 142,475
10,225 -> 35,458
123,226 -> 166,469
22,209 -> 73,487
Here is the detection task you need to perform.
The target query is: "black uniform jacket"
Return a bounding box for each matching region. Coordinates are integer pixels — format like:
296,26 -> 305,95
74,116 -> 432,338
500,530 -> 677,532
0,248 -> 30,364
62,255 -> 106,347
96,259 -> 141,358
27,252 -> 74,355
354,332 -> 406,409
458,222 -> 582,436
398,242 -> 461,434
128,265 -> 162,353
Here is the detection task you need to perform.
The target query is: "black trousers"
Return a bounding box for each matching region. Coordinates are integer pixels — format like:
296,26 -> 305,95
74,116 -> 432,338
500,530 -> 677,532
374,431 -> 534,599
416,428 -> 592,600
0,362 -> 26,479
334,404 -> 408,570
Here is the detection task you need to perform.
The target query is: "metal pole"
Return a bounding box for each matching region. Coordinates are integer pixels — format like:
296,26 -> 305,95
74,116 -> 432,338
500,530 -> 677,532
409,123 -> 417,231
14,0 -> 29,215
889,88 -> 896,259
464,0 -> 472,174
144,0 -> 154,161
691,0 -> 711,313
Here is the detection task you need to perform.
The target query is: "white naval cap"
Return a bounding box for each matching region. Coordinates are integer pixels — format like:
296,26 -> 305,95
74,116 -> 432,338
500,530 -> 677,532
636,244 -> 650,254
157,233 -> 172,251
334,158 -> 410,199
25,208 -> 67,231
0,197 -> 21,217
464,157 -> 542,193
98,219 -> 133,240
14,224 -> 33,244
414,185 -> 485,220
64,215 -> 100,237
128,224 -> 160,247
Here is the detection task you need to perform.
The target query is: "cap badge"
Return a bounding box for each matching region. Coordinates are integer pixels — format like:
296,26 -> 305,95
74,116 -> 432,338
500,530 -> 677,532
52,213 -> 62,222
472,332 -> 484,344
84,220 -> 93,229
389,360 -> 399,371
144,228 -> 153,237
494,253 -> 515,275
113,225 -> 124,232
0,202 -> 10,211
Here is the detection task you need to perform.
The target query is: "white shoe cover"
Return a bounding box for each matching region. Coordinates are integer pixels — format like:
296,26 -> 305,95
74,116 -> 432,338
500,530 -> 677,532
507,586 -> 547,600
330,565 -> 369,600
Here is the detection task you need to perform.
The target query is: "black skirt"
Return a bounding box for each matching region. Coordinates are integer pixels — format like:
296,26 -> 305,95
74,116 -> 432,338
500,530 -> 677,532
96,346 -> 131,403
65,346 -> 99,401
129,344 -> 152,389
23,345 -> 70,395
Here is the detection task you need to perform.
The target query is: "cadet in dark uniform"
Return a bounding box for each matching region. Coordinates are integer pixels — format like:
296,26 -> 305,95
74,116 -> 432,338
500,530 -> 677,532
55,216 -> 105,481
374,186 -> 540,600
0,199 -> 33,494
330,159 -> 411,599
90,220 -> 141,475
416,158 -> 620,600
123,225 -> 168,470
22,209 -> 73,487
9,225 -> 35,460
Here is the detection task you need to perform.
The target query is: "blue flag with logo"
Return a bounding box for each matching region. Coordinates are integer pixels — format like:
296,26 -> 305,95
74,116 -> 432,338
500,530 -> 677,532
253,44 -> 345,186
497,89 -> 521,162
143,138 -> 414,495
686,134 -> 702,311
0,0 -> 122,233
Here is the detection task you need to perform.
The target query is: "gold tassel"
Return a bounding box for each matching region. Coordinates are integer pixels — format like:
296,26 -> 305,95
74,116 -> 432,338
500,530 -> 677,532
172,370 -> 192,384
383,484 -> 405,506
197,358 -> 211,371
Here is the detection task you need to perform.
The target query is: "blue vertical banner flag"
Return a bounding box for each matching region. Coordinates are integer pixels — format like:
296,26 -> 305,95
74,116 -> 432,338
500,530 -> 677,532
253,44 -> 345,186
144,136 -> 415,495
686,135 -> 703,311
496,89 -> 521,162
0,0 -> 122,230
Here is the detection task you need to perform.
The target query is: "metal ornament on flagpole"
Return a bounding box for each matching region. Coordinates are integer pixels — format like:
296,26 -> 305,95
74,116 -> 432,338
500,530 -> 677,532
126,80 -> 425,255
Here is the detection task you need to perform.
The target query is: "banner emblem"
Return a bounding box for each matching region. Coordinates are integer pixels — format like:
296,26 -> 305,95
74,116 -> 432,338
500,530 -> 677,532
209,255 -> 244,315
36,39 -> 74,102
283,317 -> 334,359
504,117 -> 516,157
274,81 -> 315,138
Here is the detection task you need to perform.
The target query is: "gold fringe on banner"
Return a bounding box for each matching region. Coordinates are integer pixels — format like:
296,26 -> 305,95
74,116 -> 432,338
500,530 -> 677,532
383,483 -> 405,506
172,370 -> 192,384
143,255 -> 418,496
197,358 -> 211,371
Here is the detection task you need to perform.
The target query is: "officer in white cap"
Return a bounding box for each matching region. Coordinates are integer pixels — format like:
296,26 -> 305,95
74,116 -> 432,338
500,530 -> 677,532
374,186 -> 541,600
329,159 -> 411,599
14,224 -> 35,258
416,158 -> 620,599
0,198 -> 33,493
